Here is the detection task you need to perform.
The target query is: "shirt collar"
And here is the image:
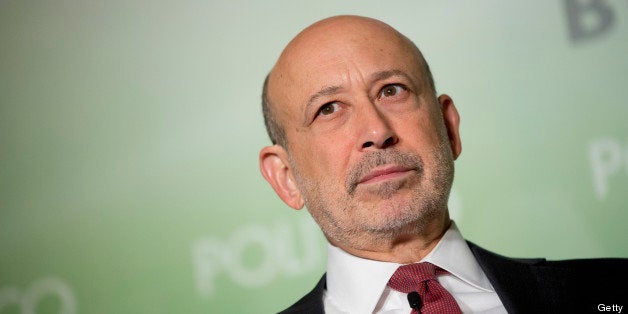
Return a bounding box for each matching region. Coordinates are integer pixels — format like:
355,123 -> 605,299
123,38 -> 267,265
421,222 -> 495,292
326,242 -> 401,313
325,221 -> 494,313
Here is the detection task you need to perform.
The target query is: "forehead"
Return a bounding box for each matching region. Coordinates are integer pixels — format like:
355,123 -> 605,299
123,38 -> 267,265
277,21 -> 422,86
268,18 -> 426,124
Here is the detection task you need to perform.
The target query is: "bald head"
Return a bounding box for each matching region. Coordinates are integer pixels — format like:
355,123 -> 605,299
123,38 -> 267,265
262,15 -> 435,147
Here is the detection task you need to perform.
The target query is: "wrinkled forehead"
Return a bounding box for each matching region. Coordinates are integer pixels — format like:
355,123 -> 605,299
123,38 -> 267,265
267,17 -> 428,127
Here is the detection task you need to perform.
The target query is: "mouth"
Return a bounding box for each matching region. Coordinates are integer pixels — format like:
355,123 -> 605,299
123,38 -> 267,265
358,165 -> 415,185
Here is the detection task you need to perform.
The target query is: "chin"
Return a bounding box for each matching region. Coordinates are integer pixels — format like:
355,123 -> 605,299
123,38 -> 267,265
360,201 -> 418,231
362,191 -> 445,233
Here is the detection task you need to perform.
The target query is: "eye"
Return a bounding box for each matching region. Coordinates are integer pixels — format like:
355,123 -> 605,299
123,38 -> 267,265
379,84 -> 404,98
318,102 -> 339,116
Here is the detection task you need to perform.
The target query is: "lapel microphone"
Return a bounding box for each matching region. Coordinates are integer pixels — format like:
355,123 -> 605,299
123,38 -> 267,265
407,291 -> 422,313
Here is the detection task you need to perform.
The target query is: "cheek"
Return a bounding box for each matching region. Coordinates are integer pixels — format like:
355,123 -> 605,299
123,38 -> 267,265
292,134 -> 354,182
396,114 -> 442,148
314,141 -> 353,179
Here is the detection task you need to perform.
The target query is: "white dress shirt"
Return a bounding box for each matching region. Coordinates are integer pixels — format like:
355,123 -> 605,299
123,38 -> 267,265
323,222 -> 507,313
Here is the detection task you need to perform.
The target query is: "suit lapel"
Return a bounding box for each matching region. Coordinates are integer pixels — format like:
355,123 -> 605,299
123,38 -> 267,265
467,241 -> 548,314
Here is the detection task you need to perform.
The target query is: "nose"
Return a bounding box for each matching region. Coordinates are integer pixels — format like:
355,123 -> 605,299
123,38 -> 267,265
357,102 -> 398,150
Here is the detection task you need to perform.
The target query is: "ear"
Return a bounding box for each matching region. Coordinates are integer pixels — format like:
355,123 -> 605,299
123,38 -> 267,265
259,145 -> 305,210
438,94 -> 462,159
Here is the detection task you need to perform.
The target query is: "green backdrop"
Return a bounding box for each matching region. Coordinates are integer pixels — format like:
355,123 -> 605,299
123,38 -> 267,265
1,1 -> 626,313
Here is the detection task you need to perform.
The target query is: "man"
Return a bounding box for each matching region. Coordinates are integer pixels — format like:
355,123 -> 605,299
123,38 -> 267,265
259,15 -> 626,313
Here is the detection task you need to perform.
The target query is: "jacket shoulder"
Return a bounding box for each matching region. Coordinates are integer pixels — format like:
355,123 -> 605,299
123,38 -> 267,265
278,274 -> 326,314
467,240 -> 628,313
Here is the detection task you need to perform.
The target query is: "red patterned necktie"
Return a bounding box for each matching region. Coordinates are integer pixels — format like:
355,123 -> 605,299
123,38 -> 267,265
387,262 -> 462,314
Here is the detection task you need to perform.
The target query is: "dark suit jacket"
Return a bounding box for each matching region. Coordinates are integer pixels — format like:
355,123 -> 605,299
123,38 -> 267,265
279,241 -> 627,313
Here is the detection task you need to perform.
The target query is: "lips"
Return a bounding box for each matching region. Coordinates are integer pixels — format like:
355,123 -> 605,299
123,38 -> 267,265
358,165 -> 414,185
345,150 -> 424,195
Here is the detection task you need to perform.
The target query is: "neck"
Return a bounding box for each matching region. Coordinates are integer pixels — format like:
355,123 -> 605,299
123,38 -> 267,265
331,215 -> 451,264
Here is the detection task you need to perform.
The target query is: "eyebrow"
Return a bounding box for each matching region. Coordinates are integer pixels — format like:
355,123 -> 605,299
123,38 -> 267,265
303,85 -> 343,124
369,69 -> 414,85
302,69 -> 414,124
306,85 -> 343,111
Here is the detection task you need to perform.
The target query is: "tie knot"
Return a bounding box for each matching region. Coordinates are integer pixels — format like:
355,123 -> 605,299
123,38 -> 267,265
387,262 -> 438,293
387,262 -> 462,313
